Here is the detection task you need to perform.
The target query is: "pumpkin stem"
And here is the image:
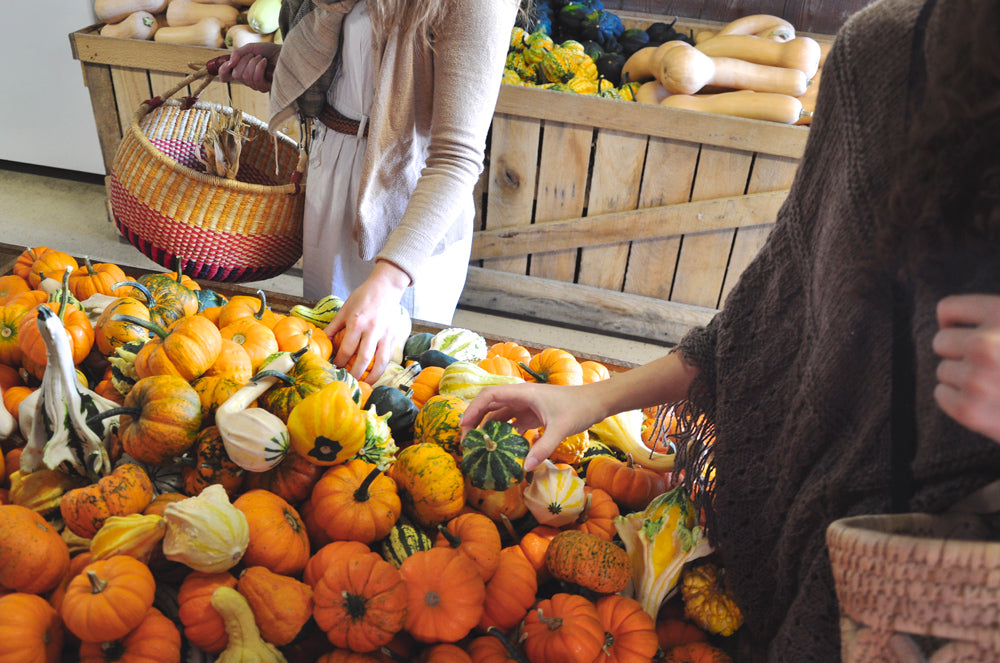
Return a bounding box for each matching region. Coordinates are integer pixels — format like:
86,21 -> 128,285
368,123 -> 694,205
111,313 -> 168,339
499,513 -> 518,541
172,256 -> 185,285
486,626 -> 529,662
100,640 -> 126,659
253,369 -> 294,385
602,630 -> 615,653
424,591 -> 441,608
84,256 -> 97,277
576,491 -> 594,524
86,570 -> 108,595
436,523 -> 462,549
378,645 -> 410,663
86,405 -> 141,427
56,268 -> 71,322
254,289 -> 269,321
518,361 -> 547,384
353,467 -> 382,502
113,280 -> 154,306
536,607 -> 563,631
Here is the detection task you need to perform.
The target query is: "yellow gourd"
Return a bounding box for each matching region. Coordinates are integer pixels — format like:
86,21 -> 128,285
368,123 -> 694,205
589,409 -> 675,472
99,11 -> 159,40
660,90 -> 809,124
696,35 -> 822,79
166,0 -> 239,28
94,0 -> 168,24
246,0 -> 281,34
657,41 -> 808,97
154,17 -> 226,48
211,586 -> 288,663
162,484 -> 249,573
90,513 -> 166,563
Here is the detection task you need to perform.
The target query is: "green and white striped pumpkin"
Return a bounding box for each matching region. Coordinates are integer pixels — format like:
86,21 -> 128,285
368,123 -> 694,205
461,419 -> 531,492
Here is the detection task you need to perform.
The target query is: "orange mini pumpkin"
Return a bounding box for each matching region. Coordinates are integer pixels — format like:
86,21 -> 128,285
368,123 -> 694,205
78,606 -> 181,663
0,592 -> 64,663
592,594 -> 659,663
0,504 -> 70,594
177,570 -> 238,653
60,463 -> 155,539
520,593 -> 604,663
233,489 -> 311,576
312,551 -> 408,653
399,547 -> 485,644
309,459 -> 401,545
433,512 -> 502,583
237,565 -> 313,646
478,547 -> 537,633
60,555 -> 156,643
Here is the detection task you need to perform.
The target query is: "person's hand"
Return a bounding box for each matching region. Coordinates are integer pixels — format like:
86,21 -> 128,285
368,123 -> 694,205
325,260 -> 411,384
460,382 -> 605,471
933,294 -> 1000,443
216,42 -> 281,92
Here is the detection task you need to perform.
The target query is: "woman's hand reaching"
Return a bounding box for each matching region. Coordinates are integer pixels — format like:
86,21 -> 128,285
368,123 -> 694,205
216,42 -> 281,92
460,382 -> 606,472
326,260 -> 411,384
933,294 -> 1000,443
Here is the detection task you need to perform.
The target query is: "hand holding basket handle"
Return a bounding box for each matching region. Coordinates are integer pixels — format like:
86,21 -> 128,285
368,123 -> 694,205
209,43 -> 280,93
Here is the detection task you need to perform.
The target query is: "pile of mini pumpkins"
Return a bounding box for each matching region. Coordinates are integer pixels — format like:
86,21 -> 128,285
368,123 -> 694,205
0,246 -> 743,663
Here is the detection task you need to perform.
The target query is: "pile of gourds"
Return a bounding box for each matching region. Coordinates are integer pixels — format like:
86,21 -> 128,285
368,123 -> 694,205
0,246 -> 743,663
94,0 -> 282,50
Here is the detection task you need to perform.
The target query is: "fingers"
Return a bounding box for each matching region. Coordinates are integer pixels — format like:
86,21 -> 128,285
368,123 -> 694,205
933,326 -> 975,360
937,294 -> 1000,329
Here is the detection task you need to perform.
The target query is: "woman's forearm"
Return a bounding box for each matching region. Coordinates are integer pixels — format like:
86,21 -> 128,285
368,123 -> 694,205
586,351 -> 700,421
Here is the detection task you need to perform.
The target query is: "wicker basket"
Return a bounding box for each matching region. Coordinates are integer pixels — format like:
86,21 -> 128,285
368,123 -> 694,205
826,512 -> 1000,662
108,66 -> 306,283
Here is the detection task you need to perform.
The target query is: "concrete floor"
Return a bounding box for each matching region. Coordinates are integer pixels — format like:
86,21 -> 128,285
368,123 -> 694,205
0,160 -> 671,367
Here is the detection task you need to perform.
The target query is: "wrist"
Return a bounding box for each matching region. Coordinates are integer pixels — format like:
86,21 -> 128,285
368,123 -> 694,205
371,259 -> 412,293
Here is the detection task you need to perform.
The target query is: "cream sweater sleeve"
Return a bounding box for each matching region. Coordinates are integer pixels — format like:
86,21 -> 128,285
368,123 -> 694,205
372,0 -> 518,283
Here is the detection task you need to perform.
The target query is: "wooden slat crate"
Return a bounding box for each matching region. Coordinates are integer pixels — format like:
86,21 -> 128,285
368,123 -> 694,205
468,82 -> 808,345
70,18 -> 827,347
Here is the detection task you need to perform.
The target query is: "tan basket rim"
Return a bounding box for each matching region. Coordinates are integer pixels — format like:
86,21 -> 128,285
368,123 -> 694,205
828,512 -> 1000,551
127,94 -> 305,197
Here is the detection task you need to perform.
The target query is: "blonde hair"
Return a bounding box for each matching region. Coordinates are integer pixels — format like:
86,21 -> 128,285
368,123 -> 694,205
368,0 -> 453,48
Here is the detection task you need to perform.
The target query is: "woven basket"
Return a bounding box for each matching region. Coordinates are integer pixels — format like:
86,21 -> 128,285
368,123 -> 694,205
108,66 -> 306,283
827,512 -> 1000,662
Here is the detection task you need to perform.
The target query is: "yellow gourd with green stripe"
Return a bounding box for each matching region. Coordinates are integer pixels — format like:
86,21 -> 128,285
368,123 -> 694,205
540,47 -> 577,84
388,442 -> 465,528
412,394 -> 468,457
437,361 -> 523,402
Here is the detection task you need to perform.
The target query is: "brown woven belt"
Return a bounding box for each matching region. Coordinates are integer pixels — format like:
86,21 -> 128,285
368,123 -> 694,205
318,103 -> 368,138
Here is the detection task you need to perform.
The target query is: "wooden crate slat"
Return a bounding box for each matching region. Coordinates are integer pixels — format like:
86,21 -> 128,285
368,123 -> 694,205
470,190 -> 789,259
719,154 -> 799,303
527,121 -> 592,281
576,128 -> 647,291
72,28 -> 225,75
622,136 -> 700,299
461,266 -> 715,345
110,67 -> 153,139
482,113 -> 540,275
79,62 -> 122,174
495,84 -> 809,159
669,145 -> 754,307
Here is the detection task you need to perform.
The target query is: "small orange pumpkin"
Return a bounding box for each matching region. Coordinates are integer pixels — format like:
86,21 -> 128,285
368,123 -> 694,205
592,594 -> 659,663
0,504 -> 71,594
544,529 -> 632,595
399,547 -> 485,644
0,274 -> 30,306
60,555 -> 156,643
272,315 -> 333,360
78,606 -> 181,663
303,540 -> 372,588
312,551 -> 408,653
232,489 -> 311,576
584,454 -> 669,512
309,459 -> 401,545
520,593 -> 604,663
433,512 -> 502,582
478,547 -> 537,632
177,570 -> 238,653
0,592 -> 64,663
521,347 -> 582,386
27,249 -> 78,290
570,487 -> 620,541
219,317 -> 278,372
68,257 -> 130,300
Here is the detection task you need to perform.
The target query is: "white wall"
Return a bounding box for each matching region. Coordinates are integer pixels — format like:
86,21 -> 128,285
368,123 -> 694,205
0,1 -> 104,174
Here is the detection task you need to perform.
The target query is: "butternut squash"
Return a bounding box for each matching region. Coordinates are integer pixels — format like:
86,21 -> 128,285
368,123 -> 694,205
94,0 -> 168,24
634,80 -> 670,105
225,24 -> 273,49
657,41 -> 808,97
696,35 -> 822,79
621,41 -> 685,83
166,0 -> 239,28
693,30 -> 716,45
99,11 -> 159,40
795,67 -> 821,125
154,17 -> 226,48
717,14 -> 795,40
661,90 -> 809,124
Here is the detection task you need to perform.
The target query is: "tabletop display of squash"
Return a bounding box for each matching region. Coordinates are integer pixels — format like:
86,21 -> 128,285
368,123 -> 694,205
0,245 -> 736,661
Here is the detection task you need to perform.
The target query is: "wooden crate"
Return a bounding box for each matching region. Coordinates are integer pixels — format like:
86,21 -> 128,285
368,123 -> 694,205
468,82 -> 808,345
71,20 -> 823,346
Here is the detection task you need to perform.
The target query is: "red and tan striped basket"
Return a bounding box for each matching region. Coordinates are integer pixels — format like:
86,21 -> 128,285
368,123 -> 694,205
108,66 -> 306,283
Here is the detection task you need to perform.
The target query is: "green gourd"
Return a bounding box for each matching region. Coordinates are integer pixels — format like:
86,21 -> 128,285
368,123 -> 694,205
380,518 -> 434,568
461,420 -> 530,492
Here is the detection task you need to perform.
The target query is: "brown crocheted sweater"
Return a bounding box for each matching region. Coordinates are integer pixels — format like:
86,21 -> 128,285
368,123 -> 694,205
674,0 -> 1000,660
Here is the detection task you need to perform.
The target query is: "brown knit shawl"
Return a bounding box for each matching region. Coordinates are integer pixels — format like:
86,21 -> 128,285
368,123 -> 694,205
673,0 -> 1000,660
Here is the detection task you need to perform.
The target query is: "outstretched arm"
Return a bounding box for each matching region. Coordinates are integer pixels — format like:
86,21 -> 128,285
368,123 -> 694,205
460,351 -> 700,471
